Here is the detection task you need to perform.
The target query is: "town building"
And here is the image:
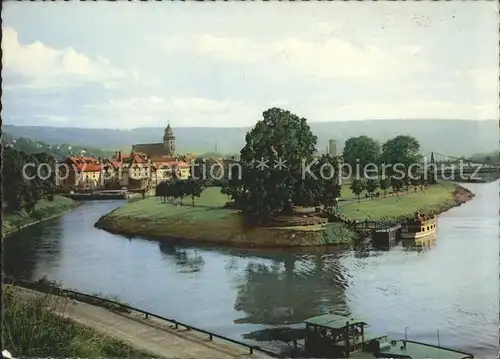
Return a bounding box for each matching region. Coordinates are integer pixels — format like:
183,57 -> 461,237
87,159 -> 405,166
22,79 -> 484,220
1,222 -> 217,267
131,123 -> 176,158
58,156 -> 103,190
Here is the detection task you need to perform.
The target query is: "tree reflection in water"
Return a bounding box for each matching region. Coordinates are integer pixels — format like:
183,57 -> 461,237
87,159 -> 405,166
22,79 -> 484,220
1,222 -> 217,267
4,223 -> 63,280
234,253 -> 350,326
158,242 -> 205,273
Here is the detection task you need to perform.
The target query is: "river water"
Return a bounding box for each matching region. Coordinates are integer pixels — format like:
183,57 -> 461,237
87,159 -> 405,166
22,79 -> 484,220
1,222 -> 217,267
4,182 -> 499,358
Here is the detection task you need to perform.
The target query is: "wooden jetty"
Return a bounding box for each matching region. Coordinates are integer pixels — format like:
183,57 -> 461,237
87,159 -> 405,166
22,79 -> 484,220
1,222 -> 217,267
351,220 -> 402,247
371,225 -> 401,247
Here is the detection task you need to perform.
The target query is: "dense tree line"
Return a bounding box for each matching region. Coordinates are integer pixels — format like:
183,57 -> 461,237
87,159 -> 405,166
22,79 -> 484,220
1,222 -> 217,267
341,134 -> 436,201
3,146 -> 57,213
342,134 -> 423,176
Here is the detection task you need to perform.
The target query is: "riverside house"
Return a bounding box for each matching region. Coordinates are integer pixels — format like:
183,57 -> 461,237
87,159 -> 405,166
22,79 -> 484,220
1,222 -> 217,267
150,156 -> 190,186
58,156 -> 103,190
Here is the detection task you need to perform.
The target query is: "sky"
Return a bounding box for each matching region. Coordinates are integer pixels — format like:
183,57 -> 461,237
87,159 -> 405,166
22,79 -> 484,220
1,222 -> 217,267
2,2 -> 499,128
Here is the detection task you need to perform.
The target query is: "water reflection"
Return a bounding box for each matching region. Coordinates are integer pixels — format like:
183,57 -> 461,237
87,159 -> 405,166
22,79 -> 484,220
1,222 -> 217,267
401,236 -> 436,251
159,242 -> 205,273
234,254 -> 349,326
4,221 -> 63,280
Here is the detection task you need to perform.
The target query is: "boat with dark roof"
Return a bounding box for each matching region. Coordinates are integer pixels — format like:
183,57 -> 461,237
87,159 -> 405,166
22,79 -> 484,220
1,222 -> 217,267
401,211 -> 437,240
281,313 -> 474,359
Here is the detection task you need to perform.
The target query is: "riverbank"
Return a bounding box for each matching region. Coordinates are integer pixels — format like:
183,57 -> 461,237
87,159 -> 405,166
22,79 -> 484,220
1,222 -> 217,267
3,285 -> 149,358
3,196 -> 79,237
338,182 -> 474,221
6,284 -> 272,359
95,187 -> 357,247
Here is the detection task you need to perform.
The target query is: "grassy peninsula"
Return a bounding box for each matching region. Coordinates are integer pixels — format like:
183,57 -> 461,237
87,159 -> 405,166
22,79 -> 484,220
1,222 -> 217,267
339,181 -> 473,221
3,195 -> 78,237
3,285 -> 148,358
95,182 -> 474,247
95,187 -> 356,247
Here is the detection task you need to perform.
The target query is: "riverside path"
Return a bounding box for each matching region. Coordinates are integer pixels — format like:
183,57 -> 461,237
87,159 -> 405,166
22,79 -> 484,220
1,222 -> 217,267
14,286 -> 273,359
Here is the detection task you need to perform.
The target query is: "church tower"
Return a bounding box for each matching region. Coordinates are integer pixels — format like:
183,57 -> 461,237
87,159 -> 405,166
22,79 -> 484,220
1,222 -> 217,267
163,123 -> 176,156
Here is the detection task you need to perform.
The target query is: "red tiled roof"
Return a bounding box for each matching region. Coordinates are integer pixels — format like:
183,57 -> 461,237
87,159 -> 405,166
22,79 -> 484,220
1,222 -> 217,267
167,161 -> 189,167
150,156 -> 177,162
81,164 -> 102,172
66,156 -> 102,172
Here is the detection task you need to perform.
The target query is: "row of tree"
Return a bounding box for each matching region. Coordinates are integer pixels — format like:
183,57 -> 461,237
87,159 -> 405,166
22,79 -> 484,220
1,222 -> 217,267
155,177 -> 204,206
3,146 -> 57,213
349,175 -> 429,202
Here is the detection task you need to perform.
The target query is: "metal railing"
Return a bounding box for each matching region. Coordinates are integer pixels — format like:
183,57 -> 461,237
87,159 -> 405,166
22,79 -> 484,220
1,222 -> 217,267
4,277 -> 281,358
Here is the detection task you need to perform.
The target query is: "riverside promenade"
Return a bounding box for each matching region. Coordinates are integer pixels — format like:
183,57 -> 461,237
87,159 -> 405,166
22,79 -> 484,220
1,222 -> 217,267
15,286 -> 272,359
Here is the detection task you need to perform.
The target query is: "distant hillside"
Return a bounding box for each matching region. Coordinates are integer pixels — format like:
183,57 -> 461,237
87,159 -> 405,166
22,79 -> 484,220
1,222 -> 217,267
3,119 -> 498,157
1,132 -> 116,161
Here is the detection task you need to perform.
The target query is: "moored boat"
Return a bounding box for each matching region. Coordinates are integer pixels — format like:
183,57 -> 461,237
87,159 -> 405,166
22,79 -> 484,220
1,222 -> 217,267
297,313 -> 473,359
401,211 -> 437,239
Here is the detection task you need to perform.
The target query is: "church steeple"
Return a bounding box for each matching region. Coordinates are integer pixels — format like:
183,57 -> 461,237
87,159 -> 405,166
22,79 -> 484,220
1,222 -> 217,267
163,122 -> 176,156
164,122 -> 175,139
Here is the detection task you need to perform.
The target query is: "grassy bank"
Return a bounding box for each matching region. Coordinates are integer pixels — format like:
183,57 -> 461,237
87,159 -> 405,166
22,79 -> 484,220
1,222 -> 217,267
96,187 -> 357,247
3,285 -> 149,358
3,195 -> 78,237
338,182 -> 473,221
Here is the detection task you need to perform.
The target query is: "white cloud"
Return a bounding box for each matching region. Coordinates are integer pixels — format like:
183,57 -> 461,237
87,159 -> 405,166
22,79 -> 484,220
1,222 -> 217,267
190,34 -> 428,81
2,27 -> 124,89
196,35 -> 267,64
464,68 -> 499,92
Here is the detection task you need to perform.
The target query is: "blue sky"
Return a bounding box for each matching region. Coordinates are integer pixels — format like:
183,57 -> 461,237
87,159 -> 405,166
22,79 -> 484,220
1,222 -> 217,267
2,2 -> 498,128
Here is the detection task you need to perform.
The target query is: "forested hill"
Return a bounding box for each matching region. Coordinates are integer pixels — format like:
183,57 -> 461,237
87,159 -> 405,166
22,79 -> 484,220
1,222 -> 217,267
3,119 -> 497,157
1,132 -> 116,161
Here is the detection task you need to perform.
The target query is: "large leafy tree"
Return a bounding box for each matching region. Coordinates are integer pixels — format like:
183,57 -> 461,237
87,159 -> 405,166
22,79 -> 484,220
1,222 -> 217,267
238,108 -> 318,219
381,135 -> 422,177
2,146 -> 57,214
342,136 -> 381,176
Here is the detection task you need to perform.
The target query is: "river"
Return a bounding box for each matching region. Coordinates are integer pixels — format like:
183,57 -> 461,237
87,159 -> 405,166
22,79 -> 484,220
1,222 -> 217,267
4,181 -> 498,358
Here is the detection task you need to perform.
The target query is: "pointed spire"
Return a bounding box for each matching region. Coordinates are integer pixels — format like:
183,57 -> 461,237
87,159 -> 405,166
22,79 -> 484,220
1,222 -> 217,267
164,122 -> 175,138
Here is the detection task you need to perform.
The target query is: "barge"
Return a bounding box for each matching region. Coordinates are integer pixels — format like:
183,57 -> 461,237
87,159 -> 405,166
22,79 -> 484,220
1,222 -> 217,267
401,212 -> 437,240
282,313 -> 473,359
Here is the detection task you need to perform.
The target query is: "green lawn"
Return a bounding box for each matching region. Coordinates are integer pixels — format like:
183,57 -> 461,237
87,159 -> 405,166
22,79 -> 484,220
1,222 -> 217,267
100,186 -> 359,246
3,196 -> 78,236
338,183 -> 456,220
112,186 -> 233,221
